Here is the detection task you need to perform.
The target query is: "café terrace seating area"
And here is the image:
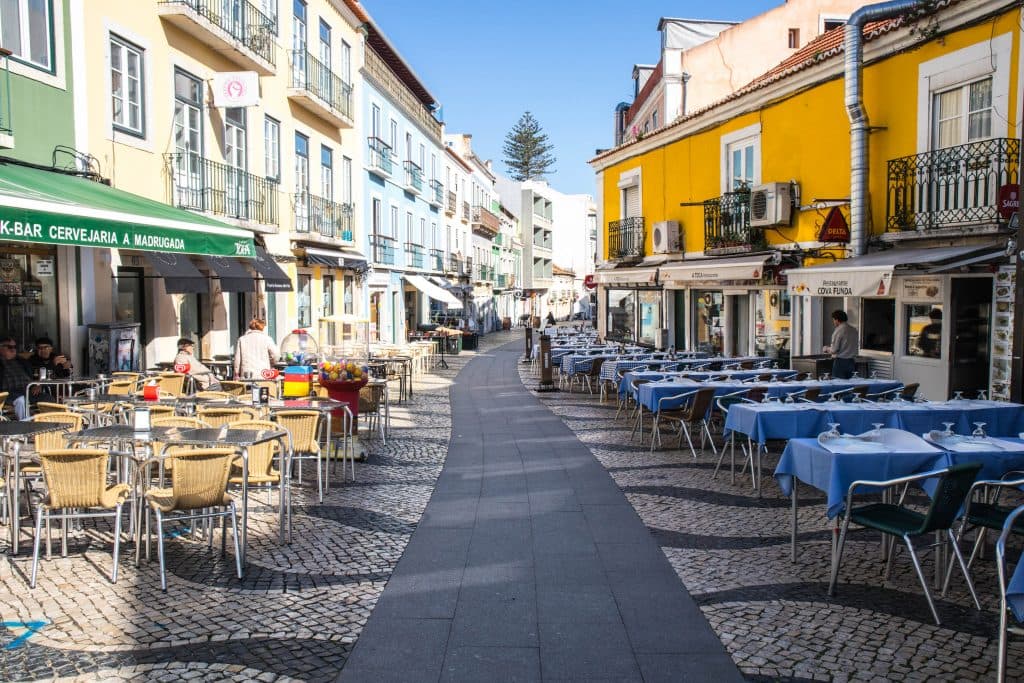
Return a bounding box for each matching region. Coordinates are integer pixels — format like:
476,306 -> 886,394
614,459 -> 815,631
530,327 -> 1024,680
0,336 -> 448,593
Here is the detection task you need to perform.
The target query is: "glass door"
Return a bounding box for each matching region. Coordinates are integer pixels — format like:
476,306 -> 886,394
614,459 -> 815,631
694,290 -> 724,356
294,133 -> 309,231
224,107 -> 247,218
318,19 -> 331,101
291,0 -> 307,86
172,71 -> 203,210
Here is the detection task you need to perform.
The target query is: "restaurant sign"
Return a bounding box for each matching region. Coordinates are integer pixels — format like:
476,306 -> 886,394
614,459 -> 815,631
817,207 -> 850,243
788,267 -> 892,297
900,275 -> 941,301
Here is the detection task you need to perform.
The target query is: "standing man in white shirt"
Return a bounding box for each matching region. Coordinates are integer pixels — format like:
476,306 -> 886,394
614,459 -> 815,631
824,310 -> 859,379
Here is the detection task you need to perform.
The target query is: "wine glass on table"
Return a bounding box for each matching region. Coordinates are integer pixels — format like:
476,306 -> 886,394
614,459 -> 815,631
971,422 -> 987,440
870,422 -> 884,441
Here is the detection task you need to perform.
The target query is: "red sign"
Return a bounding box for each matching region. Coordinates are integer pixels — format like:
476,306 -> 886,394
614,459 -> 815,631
817,207 -> 851,243
173,362 -> 190,374
583,274 -> 597,290
260,368 -> 280,380
999,184 -> 1020,219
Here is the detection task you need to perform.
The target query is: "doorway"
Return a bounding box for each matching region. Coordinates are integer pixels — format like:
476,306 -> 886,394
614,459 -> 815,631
727,293 -> 750,357
949,277 -> 992,398
116,267 -> 148,365
673,290 -> 686,350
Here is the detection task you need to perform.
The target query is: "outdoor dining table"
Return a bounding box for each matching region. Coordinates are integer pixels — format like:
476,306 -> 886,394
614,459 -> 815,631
635,377 -> 903,413
774,434 -> 1024,563
617,368 -> 800,398
2,420 -> 73,554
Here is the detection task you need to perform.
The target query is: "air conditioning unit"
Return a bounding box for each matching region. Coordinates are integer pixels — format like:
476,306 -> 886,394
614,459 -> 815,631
750,182 -> 793,227
652,221 -> 681,254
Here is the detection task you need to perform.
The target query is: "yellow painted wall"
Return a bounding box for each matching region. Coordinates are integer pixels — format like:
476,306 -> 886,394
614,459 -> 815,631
599,7 -> 1022,258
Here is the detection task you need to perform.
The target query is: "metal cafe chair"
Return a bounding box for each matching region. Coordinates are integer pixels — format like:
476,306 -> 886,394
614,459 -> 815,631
995,504 -> 1024,682
649,387 -> 717,457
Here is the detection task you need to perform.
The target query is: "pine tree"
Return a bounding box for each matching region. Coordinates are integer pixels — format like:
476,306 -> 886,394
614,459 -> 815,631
502,111 -> 556,181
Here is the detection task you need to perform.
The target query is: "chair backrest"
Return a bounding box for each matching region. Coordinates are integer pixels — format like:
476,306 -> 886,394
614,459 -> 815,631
31,412 -> 84,452
226,419 -> 281,478
902,382 -> 920,400
152,416 -> 210,430
756,373 -> 773,383
219,381 -> 247,396
684,387 -> 717,421
35,402 -> 66,414
253,380 -> 280,399
39,448 -> 110,509
739,361 -> 755,370
196,406 -> 259,427
148,405 -> 177,419
106,380 -> 135,396
166,447 -> 235,511
917,462 -> 983,534
793,372 -> 809,381
358,384 -> 383,413
195,391 -> 233,400
157,373 -> 187,397
274,410 -> 321,452
588,357 -> 606,376
852,385 -> 870,399
746,387 -> 766,403
803,387 -> 821,402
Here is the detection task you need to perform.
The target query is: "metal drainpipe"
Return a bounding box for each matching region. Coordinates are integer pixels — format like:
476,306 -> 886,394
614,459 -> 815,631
845,0 -> 924,256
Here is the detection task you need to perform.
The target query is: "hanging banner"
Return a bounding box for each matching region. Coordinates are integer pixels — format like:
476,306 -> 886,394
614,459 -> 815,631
212,72 -> 260,107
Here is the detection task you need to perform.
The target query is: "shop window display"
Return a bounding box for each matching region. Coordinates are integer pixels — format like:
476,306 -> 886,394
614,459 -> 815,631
694,290 -> 723,356
862,298 -> 895,353
906,304 -> 942,358
607,289 -> 636,342
0,252 -> 60,350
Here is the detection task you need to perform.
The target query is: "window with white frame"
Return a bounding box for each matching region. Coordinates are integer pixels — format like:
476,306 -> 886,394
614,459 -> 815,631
340,39 -> 351,84
1,0 -> 53,71
320,145 -> 333,201
371,198 -> 381,235
406,211 -> 413,244
933,77 -> 992,149
341,155 -> 352,205
720,124 -> 761,192
389,205 -> 398,239
110,35 -> 144,136
389,119 -> 398,151
370,103 -> 380,139
264,116 -> 280,181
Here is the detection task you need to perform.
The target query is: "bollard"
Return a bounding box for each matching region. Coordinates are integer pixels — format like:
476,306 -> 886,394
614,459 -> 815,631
536,334 -> 558,392
523,326 -> 533,363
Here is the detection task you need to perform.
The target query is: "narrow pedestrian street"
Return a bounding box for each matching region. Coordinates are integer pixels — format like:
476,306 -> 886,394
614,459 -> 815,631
341,336 -> 740,681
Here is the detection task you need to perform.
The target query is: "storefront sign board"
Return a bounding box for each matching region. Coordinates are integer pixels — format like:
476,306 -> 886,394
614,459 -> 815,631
34,258 -> 54,277
900,275 -> 941,301
787,266 -> 892,297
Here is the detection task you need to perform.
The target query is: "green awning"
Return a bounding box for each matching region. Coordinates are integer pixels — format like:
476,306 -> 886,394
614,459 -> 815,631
0,160 -> 255,257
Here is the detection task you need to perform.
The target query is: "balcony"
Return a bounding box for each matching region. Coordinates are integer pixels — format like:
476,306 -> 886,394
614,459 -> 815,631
607,217 -> 645,261
293,192 -> 353,243
165,153 -> 279,228
405,242 -> 425,269
363,47 -> 441,143
886,138 -> 1020,233
429,248 -> 444,271
462,201 -> 470,224
493,233 -> 504,246
157,0 -> 275,75
704,188 -> 761,255
447,255 -> 464,275
428,179 -> 444,208
471,205 -> 500,239
287,50 -> 353,128
371,233 -> 396,266
474,264 -> 495,283
403,161 -> 423,195
0,49 -> 11,149
533,231 -> 552,251
445,191 -> 457,216
367,137 -> 394,179
532,209 -> 552,228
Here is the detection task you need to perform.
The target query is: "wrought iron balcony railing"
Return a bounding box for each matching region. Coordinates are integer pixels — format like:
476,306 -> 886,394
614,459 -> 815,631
497,274 -> 508,289
462,201 -> 470,222
293,192 -> 352,241
429,248 -> 444,271
405,242 -> 424,268
447,255 -> 463,275
403,161 -> 423,194
886,138 -> 1020,232
367,137 -> 393,177
446,191 -> 457,216
165,153 -> 279,225
158,0 -> 275,67
289,50 -> 352,121
429,179 -> 443,206
607,217 -> 645,261
704,188 -> 760,254
371,233 -> 396,265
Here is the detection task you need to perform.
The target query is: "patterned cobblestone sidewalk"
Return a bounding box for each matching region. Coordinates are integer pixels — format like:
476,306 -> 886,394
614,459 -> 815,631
518,357 -> 1024,682
0,330 -> 518,682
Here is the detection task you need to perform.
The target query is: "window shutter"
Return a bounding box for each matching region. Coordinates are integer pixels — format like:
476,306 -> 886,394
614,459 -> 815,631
623,186 -> 640,218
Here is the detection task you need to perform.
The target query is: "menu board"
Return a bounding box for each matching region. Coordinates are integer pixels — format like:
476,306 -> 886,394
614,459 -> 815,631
991,265 -> 1014,401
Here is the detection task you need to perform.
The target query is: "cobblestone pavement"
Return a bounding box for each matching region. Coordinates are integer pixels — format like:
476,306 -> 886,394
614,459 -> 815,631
0,331 -> 518,682
518,356 -> 1024,682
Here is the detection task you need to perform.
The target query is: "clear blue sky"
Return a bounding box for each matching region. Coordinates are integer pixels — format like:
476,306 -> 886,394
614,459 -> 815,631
362,1 -> 778,196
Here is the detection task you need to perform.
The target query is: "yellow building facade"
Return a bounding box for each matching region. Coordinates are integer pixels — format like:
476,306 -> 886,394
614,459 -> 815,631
591,0 -> 1022,399
76,0 -> 365,366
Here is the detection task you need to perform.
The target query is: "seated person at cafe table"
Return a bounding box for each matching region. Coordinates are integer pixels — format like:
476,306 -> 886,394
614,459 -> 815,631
174,338 -> 221,391
0,335 -> 52,419
28,336 -> 72,379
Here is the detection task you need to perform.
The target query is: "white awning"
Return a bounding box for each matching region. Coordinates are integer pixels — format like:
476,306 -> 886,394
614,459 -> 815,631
592,267 -> 658,286
786,244 -> 1000,297
404,274 -> 463,309
659,254 -> 770,286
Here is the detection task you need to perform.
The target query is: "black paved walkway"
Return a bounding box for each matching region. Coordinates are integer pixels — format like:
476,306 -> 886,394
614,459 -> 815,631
339,342 -> 743,682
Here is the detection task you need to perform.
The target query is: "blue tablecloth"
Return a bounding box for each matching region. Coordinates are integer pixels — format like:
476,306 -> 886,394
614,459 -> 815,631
775,438 -> 945,518
637,378 -> 904,413
727,401 -> 1024,444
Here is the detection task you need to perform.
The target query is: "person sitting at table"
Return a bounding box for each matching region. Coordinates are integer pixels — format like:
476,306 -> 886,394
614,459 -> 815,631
174,338 -> 221,391
234,318 -> 280,379
0,335 -> 50,419
28,336 -> 72,379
